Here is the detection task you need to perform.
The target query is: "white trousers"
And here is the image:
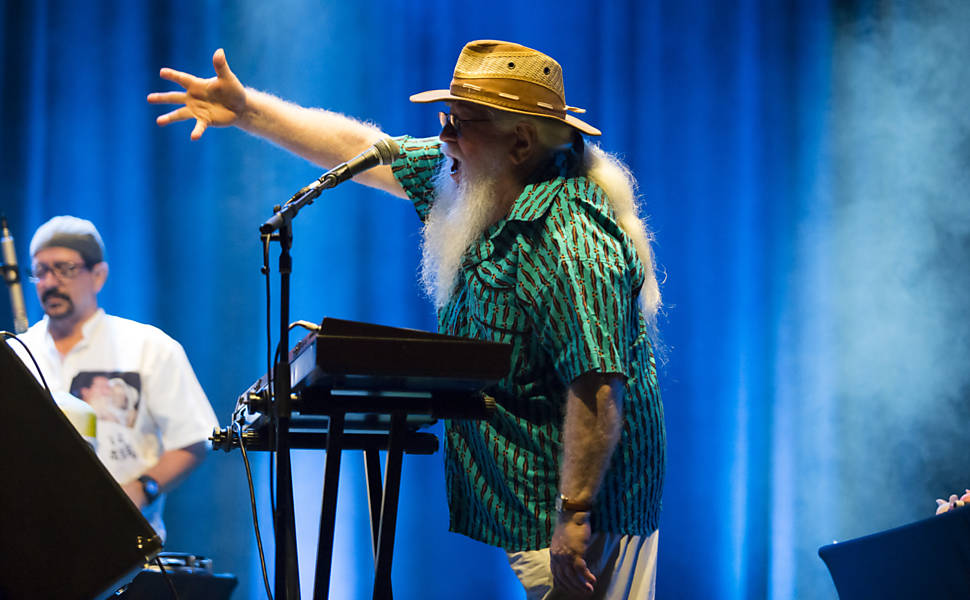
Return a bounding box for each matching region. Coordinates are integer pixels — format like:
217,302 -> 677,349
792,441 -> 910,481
506,530 -> 659,600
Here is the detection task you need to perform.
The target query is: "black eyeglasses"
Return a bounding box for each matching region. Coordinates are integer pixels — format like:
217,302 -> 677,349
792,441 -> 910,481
29,261 -> 89,283
439,111 -> 491,136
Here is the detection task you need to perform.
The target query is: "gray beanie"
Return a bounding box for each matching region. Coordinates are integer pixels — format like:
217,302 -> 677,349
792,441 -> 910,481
29,216 -> 105,266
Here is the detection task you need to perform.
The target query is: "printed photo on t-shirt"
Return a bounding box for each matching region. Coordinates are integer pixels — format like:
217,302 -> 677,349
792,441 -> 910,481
69,371 -> 142,428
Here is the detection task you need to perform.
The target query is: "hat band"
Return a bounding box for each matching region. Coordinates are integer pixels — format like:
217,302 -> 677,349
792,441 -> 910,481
449,77 -> 569,120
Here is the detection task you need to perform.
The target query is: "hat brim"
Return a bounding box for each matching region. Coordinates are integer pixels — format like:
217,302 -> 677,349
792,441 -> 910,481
410,89 -> 602,137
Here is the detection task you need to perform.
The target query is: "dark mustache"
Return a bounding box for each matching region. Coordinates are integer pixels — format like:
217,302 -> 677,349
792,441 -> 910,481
41,289 -> 71,303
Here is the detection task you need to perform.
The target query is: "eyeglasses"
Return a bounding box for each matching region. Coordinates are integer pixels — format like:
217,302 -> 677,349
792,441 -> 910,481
29,261 -> 89,283
439,111 -> 491,136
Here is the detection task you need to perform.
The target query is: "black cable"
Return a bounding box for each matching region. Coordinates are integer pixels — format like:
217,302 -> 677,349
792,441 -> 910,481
2,331 -> 53,397
234,422 -> 274,600
153,555 -> 181,600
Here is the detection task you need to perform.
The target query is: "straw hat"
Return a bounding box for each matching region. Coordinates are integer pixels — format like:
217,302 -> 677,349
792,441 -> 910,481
410,40 -> 601,136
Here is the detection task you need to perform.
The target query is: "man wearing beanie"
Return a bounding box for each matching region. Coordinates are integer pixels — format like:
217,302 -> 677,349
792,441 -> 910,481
151,40 -> 665,598
11,215 -> 218,543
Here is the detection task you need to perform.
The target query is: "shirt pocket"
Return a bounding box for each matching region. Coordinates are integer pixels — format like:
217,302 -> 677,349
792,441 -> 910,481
466,272 -> 531,343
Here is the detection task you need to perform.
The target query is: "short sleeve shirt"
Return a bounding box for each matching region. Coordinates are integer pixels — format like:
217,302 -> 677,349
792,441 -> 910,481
11,309 -> 219,541
391,136 -> 665,551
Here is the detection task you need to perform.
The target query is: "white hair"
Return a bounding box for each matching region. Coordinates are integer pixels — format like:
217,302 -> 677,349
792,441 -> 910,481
516,115 -> 663,328
584,143 -> 663,328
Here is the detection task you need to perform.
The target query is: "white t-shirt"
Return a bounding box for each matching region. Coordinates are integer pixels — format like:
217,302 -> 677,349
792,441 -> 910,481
11,309 -> 218,542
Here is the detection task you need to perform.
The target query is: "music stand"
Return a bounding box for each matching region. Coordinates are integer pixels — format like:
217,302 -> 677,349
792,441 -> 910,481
0,341 -> 163,599
819,505 -> 970,599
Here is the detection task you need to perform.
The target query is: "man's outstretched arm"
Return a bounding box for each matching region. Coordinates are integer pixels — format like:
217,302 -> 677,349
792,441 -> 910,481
148,48 -> 407,198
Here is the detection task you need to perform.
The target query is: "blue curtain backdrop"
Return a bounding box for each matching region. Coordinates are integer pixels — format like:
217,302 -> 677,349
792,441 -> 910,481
3,1 -> 969,599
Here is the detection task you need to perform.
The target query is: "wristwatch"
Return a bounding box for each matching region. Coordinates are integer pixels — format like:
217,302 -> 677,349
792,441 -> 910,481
137,475 -> 161,504
556,493 -> 593,513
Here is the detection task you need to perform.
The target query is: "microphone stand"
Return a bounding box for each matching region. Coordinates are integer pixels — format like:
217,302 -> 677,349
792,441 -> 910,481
261,213 -> 300,600
260,179 -> 333,600
260,174 -> 338,237
257,141 -> 396,598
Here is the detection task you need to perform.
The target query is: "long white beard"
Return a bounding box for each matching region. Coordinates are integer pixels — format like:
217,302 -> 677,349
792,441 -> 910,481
421,157 -> 504,309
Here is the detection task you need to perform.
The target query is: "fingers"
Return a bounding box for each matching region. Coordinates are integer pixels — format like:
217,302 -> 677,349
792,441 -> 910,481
212,48 -> 228,75
158,67 -> 198,89
146,91 -> 187,105
155,106 -> 194,126
568,558 -> 595,595
212,48 -> 238,83
190,119 -> 208,141
578,561 -> 596,591
549,518 -> 596,595
551,554 -> 596,595
155,107 -> 209,140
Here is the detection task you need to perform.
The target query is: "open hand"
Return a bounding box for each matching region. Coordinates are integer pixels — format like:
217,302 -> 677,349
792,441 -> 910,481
147,48 -> 247,140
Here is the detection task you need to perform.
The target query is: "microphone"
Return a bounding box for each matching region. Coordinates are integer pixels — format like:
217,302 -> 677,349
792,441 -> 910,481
300,137 -> 400,195
261,137 -> 400,234
1,215 -> 29,334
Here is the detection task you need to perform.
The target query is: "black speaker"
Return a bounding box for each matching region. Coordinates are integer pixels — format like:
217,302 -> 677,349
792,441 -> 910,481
0,341 -> 163,599
819,505 -> 970,599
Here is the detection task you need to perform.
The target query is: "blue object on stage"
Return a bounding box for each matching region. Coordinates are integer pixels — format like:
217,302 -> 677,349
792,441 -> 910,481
819,505 -> 970,599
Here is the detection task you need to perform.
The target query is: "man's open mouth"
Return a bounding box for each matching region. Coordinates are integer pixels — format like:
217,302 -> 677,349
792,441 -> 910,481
449,157 -> 462,183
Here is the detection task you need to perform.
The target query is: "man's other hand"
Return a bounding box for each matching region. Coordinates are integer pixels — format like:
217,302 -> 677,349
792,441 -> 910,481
550,510 -> 596,595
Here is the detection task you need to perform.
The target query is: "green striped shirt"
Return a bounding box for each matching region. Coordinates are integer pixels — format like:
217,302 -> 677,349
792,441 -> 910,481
392,136 -> 665,551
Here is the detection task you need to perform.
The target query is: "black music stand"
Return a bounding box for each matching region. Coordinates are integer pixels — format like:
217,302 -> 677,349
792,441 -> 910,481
218,318 -> 508,600
289,319 -> 506,600
216,412 -> 441,600
0,341 -> 163,599
819,505 -> 970,598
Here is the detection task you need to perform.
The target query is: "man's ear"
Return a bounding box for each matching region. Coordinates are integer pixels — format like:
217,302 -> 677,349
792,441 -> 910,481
92,261 -> 109,293
508,120 -> 539,167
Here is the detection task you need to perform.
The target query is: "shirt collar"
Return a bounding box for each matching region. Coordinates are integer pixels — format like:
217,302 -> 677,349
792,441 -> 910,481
506,176 -> 565,223
482,176 -> 565,243
41,308 -> 105,353
79,308 -> 106,340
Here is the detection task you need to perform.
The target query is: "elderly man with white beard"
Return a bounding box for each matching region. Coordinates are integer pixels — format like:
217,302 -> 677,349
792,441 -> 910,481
150,40 -> 666,599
